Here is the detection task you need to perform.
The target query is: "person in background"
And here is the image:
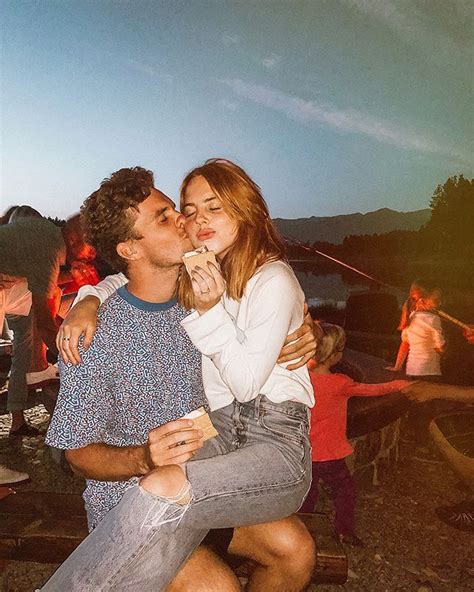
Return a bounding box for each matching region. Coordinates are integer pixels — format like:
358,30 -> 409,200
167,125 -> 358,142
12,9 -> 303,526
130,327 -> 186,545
0,207 -> 31,483
389,288 -> 446,447
389,288 -> 445,381
0,208 -> 90,436
0,273 -> 31,484
8,206 -> 60,389
299,322 -> 410,546
402,324 -> 474,533
387,279 -> 429,373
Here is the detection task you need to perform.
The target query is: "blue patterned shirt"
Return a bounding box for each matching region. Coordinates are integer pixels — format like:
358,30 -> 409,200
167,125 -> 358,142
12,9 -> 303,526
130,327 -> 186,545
46,286 -> 206,529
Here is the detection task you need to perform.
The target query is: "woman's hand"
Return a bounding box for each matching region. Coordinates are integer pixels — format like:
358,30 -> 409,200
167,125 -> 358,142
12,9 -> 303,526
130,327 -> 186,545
57,295 -> 101,365
464,325 -> 474,345
190,263 -> 226,315
0,273 -> 25,290
278,304 -> 321,370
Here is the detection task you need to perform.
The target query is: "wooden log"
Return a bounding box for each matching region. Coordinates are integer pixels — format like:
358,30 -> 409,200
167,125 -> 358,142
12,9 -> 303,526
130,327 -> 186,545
0,491 -> 88,563
0,490 -> 86,518
429,411 -> 474,492
0,492 -> 347,584
297,513 -> 348,584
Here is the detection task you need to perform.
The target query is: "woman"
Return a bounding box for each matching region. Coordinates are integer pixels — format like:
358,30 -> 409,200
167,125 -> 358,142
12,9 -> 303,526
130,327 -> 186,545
43,159 -> 315,590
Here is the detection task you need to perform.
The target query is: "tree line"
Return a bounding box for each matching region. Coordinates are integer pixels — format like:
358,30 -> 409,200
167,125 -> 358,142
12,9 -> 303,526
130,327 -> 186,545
287,175 -> 474,263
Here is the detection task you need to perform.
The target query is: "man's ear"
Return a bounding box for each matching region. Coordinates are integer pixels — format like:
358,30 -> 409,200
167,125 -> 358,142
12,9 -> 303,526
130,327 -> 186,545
116,240 -> 140,262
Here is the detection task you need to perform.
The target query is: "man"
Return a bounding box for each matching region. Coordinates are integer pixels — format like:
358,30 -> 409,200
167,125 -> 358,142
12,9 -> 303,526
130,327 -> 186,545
0,210 -> 90,436
403,325 -> 474,532
402,326 -> 474,534
44,167 -> 315,591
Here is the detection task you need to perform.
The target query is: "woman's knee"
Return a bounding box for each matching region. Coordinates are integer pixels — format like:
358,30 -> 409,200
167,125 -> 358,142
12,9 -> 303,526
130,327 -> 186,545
140,465 -> 188,501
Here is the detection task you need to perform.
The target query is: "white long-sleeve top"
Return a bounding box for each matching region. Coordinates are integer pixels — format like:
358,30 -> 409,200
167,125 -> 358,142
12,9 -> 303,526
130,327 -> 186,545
402,311 -> 445,376
75,260 -> 313,411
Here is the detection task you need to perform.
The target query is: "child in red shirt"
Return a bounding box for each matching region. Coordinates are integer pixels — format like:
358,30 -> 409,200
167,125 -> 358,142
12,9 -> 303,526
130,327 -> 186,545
299,322 -> 409,546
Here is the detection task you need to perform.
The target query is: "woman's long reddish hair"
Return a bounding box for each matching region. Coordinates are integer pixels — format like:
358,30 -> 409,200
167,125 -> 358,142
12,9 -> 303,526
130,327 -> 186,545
178,159 -> 286,309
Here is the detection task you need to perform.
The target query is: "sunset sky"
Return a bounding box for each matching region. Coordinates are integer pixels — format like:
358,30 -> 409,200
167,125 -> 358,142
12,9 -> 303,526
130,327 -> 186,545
2,0 -> 473,219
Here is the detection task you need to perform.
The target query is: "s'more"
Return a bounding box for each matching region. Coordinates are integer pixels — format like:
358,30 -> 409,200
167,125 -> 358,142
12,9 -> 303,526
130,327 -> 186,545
182,246 -> 217,275
182,407 -> 218,441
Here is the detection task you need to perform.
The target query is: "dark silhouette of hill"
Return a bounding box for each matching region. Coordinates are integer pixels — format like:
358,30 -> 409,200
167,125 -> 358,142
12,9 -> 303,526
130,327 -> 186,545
273,207 -> 430,244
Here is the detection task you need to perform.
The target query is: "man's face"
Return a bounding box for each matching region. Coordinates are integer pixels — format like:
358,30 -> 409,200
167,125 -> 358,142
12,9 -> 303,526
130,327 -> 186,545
129,188 -> 193,269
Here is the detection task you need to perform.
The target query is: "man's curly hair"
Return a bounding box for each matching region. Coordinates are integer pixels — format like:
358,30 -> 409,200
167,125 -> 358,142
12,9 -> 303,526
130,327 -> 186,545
80,167 -> 154,274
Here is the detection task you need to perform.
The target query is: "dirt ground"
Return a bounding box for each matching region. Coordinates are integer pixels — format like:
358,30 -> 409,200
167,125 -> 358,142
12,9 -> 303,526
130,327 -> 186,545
0,405 -> 473,592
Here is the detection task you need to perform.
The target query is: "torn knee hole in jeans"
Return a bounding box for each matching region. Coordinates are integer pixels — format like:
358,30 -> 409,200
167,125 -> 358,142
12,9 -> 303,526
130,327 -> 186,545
164,479 -> 193,505
140,478 -> 194,529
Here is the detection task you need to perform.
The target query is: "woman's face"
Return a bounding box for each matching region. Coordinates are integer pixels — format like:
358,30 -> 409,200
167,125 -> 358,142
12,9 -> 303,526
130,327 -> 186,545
410,284 -> 423,300
182,175 -> 239,260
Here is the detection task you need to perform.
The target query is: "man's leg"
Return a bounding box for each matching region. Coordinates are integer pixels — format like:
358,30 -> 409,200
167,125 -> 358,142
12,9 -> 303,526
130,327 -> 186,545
165,546 -> 241,592
229,517 -> 316,592
41,402 -> 311,591
7,312 -> 33,431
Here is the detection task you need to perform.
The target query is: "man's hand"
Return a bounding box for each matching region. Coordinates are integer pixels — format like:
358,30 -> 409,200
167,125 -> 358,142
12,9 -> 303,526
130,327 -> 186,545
57,295 -> 100,364
0,273 -> 26,290
65,418 -> 206,481
278,304 -> 320,371
401,381 -> 433,403
402,381 -> 474,404
148,419 -> 205,467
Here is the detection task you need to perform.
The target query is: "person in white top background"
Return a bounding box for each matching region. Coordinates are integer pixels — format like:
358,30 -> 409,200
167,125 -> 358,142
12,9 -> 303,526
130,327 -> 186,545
43,159 -> 316,591
400,289 -> 445,382
387,287 -> 446,450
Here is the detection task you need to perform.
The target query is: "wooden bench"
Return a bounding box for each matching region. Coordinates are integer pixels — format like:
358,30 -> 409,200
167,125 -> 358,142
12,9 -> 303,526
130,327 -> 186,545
0,490 -> 347,584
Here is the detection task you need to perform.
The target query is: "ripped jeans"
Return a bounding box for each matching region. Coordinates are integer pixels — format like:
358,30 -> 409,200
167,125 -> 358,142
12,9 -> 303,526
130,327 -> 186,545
41,396 -> 311,591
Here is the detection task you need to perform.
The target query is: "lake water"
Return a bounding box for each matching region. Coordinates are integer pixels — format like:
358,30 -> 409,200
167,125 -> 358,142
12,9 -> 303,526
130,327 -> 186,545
289,260 -> 403,308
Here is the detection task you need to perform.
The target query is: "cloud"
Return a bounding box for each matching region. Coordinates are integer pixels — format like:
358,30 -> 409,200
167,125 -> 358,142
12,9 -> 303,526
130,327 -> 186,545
344,0 -> 471,59
127,59 -> 173,83
222,33 -> 240,46
220,99 -> 238,111
219,78 -> 471,165
262,53 -> 282,70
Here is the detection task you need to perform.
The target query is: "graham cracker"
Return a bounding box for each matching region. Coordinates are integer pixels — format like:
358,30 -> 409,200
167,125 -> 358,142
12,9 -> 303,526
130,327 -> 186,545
182,406 -> 218,441
182,250 -> 218,275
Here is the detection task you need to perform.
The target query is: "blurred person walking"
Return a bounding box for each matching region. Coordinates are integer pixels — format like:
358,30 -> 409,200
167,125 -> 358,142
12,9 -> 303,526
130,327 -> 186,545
0,207 -> 91,436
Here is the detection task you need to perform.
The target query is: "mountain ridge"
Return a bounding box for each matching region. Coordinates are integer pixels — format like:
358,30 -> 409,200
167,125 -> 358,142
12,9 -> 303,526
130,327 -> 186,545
273,208 -> 430,244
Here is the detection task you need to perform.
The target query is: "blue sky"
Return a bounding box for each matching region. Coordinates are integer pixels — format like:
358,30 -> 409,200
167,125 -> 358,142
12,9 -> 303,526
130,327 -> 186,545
2,0 -> 473,219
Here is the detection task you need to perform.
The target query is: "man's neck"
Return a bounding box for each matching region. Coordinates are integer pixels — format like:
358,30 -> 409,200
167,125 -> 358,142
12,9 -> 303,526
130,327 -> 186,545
126,265 -> 180,304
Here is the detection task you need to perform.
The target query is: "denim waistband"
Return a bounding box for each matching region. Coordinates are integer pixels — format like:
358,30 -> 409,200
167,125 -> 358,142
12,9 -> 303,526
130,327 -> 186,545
239,395 -> 309,421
